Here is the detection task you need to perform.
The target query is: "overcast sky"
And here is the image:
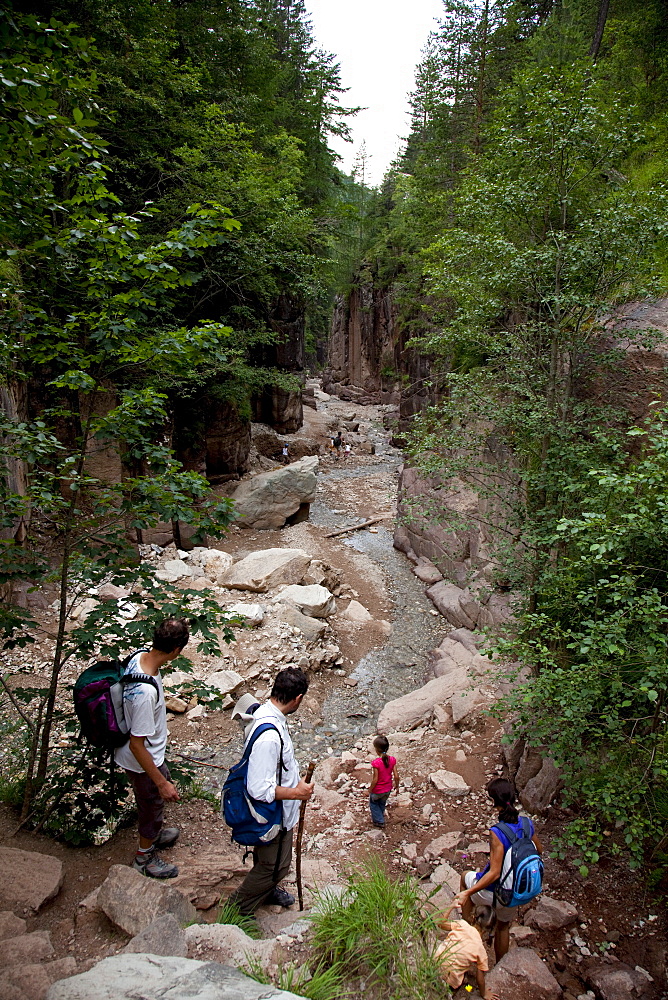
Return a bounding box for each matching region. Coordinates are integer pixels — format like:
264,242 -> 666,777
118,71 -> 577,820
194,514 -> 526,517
306,0 -> 444,185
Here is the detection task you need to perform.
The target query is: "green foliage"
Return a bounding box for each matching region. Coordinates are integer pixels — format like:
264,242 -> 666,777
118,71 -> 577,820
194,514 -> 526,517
216,900 -> 262,939
492,408 -> 668,867
244,955 -> 349,1000
310,857 -> 444,1000
375,1 -> 668,873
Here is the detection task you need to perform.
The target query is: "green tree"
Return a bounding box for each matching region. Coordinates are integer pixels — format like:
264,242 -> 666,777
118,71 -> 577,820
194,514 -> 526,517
406,60 -> 668,860
0,12 -> 241,829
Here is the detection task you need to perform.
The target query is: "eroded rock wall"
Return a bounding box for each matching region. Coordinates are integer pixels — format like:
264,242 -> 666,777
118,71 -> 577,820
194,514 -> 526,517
324,282 -> 440,421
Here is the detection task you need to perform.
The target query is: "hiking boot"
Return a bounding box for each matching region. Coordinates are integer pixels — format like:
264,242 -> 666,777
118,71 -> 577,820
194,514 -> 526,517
265,886 -> 295,907
154,826 -> 180,849
132,852 -> 179,879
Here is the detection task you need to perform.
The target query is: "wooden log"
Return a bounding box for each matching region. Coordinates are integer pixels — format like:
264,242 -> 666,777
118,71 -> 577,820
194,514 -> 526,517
324,514 -> 393,538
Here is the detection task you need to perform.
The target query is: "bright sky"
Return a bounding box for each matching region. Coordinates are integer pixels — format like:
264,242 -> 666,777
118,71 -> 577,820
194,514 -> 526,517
306,0 -> 444,185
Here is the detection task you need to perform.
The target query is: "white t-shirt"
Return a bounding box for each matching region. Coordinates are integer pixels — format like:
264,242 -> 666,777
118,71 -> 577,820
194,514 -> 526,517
245,702 -> 300,834
114,651 -> 167,773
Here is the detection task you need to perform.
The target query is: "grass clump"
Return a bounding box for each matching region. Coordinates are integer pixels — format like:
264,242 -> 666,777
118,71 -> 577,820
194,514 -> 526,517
245,957 -> 349,1000
309,856 -> 445,999
216,899 -> 261,939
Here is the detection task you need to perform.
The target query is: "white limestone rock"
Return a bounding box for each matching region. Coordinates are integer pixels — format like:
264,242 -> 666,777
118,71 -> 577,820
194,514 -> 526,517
429,769 -> 471,796
223,548 -> 311,592
272,584 -> 336,618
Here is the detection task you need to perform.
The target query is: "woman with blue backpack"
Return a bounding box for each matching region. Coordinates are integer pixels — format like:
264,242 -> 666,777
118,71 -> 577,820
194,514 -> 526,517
453,777 -> 543,961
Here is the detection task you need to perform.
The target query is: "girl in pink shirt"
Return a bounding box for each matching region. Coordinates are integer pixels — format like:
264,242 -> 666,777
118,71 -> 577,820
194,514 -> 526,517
369,735 -> 399,828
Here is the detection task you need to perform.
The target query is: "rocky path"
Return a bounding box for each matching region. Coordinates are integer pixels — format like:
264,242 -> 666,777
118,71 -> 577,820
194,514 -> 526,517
1,388 -> 666,1000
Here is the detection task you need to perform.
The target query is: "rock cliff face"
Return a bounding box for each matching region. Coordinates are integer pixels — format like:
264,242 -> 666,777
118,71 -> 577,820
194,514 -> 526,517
323,282 -> 439,424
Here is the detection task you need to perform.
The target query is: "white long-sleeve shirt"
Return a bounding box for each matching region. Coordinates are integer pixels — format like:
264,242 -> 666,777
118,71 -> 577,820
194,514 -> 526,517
245,701 -> 300,834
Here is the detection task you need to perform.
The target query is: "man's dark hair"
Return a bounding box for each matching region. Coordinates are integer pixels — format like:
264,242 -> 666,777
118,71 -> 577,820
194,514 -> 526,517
152,618 -> 189,653
271,666 -> 309,704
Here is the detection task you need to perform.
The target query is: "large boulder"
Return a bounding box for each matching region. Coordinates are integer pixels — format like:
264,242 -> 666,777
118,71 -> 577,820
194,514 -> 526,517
581,958 -> 653,1000
429,770 -> 471,797
451,687 -> 487,725
0,848 -> 63,914
8,958 -> 76,1000
412,558 -> 443,585
222,548 -> 311,592
520,758 -> 562,813
189,548 -> 235,582
430,862 -> 461,893
96,865 -> 195,936
4,929 -> 54,965
123,914 -> 187,957
272,603 -> 327,640
46,954 -> 306,1000
485,948 -> 562,1000
185,923 -> 276,967
377,669 -> 469,732
342,599 -> 372,622
0,911 -> 27,940
227,602 -> 264,626
229,456 -> 318,530
272,584 -> 336,618
426,581 -> 486,628
525,896 -> 578,932
206,669 -> 245,697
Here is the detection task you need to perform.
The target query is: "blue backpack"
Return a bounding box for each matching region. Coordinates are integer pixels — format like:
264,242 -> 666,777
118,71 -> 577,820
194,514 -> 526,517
494,817 -> 543,908
222,723 -> 285,846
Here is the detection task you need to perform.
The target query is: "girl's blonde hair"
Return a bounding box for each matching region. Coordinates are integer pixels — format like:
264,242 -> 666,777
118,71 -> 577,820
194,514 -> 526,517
373,734 -> 390,768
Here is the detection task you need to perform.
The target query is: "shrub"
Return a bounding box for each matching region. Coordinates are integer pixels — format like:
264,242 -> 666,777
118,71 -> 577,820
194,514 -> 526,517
310,856 -> 444,1000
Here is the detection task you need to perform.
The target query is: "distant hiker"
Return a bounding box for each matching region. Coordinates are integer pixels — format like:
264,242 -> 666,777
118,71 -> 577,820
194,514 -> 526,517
435,900 -> 500,1000
368,734 -> 399,828
343,442 -> 351,460
228,667 -> 314,915
281,444 -> 290,464
332,431 -> 343,460
115,618 -> 189,878
453,777 -> 543,960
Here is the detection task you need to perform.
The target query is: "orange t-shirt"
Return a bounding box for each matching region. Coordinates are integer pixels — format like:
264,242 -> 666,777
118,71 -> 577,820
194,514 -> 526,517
435,920 -> 489,988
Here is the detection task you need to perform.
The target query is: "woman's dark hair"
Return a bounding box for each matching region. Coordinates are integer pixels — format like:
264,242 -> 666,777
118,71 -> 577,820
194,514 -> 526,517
153,618 -> 189,653
487,776 -> 519,823
374,734 -> 390,768
271,666 -> 309,704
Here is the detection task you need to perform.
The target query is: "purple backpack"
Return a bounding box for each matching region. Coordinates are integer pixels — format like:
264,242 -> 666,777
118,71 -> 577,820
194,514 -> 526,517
73,653 -> 157,749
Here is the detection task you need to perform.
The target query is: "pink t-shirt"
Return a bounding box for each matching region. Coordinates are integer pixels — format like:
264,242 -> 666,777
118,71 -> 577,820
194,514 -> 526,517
372,755 -> 396,794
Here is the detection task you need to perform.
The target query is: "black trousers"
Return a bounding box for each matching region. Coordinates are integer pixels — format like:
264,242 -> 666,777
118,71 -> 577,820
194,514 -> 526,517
230,828 -> 294,915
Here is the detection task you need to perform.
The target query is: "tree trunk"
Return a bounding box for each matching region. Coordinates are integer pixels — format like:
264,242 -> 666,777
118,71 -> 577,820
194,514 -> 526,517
589,0 -> 610,60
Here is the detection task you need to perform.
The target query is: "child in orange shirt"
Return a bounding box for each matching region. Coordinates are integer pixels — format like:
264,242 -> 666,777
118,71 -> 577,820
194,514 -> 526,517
435,900 -> 500,999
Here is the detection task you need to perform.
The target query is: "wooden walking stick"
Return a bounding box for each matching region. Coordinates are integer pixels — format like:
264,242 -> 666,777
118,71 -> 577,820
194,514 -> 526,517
296,760 -> 316,911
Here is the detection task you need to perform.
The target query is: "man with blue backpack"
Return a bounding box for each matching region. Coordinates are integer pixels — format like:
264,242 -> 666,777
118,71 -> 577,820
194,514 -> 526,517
224,666 -> 314,915
454,777 -> 543,961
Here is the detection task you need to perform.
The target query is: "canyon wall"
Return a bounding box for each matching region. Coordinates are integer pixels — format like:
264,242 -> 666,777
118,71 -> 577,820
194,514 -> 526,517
327,283 -> 668,585
323,282 -> 440,426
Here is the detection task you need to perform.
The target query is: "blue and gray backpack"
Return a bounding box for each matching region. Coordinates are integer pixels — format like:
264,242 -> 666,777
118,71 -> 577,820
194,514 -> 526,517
222,723 -> 285,846
494,817 -> 543,908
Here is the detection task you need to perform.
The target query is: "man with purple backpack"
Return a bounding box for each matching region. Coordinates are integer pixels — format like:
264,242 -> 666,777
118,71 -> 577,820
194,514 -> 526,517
113,618 -> 189,878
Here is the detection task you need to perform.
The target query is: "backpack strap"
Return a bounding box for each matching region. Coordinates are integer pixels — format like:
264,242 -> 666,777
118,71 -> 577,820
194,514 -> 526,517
242,722 -> 284,770
519,816 -> 532,839
493,821 -> 519,845
243,722 -> 286,845
119,671 -> 159,693
119,651 -> 159,694
494,817 -> 532,845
